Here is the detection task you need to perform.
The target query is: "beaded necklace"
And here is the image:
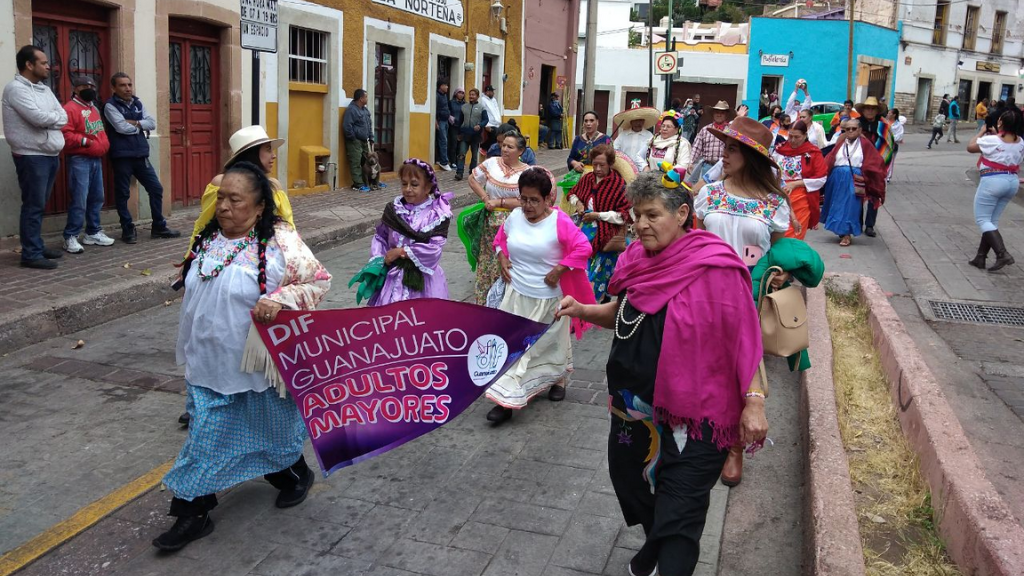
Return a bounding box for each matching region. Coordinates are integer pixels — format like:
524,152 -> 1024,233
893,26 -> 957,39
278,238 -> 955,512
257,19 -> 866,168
196,228 -> 256,281
614,295 -> 646,340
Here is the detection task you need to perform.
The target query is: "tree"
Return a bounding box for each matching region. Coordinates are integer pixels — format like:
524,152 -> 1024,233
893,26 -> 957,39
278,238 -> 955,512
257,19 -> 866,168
628,27 -> 642,47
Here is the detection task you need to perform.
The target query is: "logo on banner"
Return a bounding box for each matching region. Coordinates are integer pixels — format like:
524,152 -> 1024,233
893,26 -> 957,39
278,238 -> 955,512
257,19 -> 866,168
469,334 -> 508,386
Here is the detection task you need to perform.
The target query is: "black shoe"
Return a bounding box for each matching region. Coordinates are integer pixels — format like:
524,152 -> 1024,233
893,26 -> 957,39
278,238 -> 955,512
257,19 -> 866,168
122,225 -> 137,244
628,552 -> 657,576
152,514 -> 214,552
864,227 -> 876,238
485,405 -> 513,424
968,234 -> 991,269
927,145 -> 931,149
275,466 -> 315,509
548,384 -> 566,402
454,174 -> 463,181
178,412 -> 190,427
987,230 -> 1015,272
20,258 -> 58,270
152,226 -> 182,239
42,247 -> 64,259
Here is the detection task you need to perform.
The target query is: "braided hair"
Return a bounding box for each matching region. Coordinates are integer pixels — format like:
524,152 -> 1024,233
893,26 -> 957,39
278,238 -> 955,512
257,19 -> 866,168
645,112 -> 684,168
179,161 -> 280,294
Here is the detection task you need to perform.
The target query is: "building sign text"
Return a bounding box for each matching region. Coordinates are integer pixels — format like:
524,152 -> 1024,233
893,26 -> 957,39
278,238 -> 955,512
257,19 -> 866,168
373,0 -> 464,27
760,53 -> 789,67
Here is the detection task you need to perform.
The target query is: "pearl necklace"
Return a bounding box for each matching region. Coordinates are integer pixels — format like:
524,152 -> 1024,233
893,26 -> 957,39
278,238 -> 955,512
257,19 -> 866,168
614,295 -> 646,340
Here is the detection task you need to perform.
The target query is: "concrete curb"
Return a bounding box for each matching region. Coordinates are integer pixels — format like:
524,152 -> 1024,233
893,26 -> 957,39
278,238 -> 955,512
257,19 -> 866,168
0,184 -> 522,356
858,277 -> 1024,576
801,285 -> 867,576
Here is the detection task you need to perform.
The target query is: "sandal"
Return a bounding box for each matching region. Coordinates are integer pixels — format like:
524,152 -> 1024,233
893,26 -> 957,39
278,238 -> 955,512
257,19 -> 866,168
839,235 -> 852,247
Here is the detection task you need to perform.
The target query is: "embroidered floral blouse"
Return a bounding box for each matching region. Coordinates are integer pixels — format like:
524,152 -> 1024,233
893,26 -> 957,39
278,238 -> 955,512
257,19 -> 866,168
694,181 -> 790,264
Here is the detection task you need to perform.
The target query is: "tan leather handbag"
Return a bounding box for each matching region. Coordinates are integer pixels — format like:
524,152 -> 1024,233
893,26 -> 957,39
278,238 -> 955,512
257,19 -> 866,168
757,266 -> 808,357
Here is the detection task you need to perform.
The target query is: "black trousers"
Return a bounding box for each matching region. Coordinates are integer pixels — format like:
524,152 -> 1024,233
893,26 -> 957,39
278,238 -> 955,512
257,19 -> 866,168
168,455 -> 309,516
861,201 -> 878,230
608,417 -> 728,576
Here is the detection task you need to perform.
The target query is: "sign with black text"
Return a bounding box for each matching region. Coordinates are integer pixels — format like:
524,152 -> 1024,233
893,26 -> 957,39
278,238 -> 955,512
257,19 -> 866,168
372,0 -> 464,27
241,0 -> 278,52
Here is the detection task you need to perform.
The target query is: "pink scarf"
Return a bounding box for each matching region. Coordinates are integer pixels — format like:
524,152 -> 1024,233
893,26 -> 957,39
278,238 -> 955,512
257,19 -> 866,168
608,230 -> 762,449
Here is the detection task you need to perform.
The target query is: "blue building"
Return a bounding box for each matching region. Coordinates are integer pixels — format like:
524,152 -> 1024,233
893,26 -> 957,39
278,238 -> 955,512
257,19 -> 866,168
745,17 -> 900,118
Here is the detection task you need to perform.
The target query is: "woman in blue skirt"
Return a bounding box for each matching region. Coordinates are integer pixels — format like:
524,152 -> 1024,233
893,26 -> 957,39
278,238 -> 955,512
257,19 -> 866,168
156,162 -> 331,552
821,118 -> 887,246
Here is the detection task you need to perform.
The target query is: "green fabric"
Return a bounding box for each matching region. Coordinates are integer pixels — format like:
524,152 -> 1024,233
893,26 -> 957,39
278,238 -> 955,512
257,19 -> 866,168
395,258 -> 425,292
751,238 -> 826,372
557,170 -> 582,191
348,257 -> 387,305
457,202 -> 487,271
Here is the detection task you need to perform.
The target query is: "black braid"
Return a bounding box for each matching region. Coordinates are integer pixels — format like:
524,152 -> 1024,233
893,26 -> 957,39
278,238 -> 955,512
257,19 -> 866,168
179,218 -> 221,285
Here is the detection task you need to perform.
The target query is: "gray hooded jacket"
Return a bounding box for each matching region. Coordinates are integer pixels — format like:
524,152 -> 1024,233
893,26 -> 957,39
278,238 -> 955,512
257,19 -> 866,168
2,75 -> 67,156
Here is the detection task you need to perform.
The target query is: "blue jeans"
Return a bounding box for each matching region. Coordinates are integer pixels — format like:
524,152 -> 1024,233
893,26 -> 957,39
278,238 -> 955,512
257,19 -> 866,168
13,154 -> 60,262
112,156 -> 166,230
64,155 -> 105,238
974,173 -> 1019,232
457,133 -> 482,176
547,124 -> 563,149
539,124 -> 549,146
436,124 -> 450,165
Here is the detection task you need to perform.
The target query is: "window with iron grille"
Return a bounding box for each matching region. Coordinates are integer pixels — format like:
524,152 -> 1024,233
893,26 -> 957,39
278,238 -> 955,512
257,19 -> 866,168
289,26 -> 328,84
991,11 -> 1006,55
962,6 -> 979,51
932,0 -> 949,46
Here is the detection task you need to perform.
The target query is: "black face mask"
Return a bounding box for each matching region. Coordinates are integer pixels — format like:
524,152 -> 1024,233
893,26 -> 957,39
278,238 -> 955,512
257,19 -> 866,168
79,89 -> 97,102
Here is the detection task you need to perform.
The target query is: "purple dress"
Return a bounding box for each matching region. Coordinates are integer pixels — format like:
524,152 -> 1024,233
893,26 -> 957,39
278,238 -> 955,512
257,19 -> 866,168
368,193 -> 453,306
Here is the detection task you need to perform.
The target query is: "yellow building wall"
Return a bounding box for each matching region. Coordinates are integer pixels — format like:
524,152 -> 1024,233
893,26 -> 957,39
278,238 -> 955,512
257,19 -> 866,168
516,114 -> 540,149
266,102 -> 279,139
408,113 -> 432,162
287,86 -> 326,190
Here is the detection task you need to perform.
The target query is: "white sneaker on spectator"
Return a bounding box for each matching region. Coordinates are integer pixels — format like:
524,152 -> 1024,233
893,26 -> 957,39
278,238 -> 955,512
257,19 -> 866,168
83,231 -> 115,246
439,163 -> 453,172
63,236 -> 84,254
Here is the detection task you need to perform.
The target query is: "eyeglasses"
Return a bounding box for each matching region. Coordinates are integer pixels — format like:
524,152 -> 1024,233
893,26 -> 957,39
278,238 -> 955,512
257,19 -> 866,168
519,196 -> 545,206
842,127 -> 861,132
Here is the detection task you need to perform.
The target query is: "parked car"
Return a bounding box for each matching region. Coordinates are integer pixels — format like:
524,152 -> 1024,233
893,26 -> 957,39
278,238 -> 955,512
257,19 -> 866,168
760,101 -> 844,126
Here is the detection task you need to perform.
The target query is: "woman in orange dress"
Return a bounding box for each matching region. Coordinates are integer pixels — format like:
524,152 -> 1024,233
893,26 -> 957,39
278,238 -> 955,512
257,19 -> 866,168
771,120 -> 827,239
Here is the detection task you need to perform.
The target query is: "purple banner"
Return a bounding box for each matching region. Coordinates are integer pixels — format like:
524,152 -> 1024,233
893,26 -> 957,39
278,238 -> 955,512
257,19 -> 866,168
254,299 -> 550,475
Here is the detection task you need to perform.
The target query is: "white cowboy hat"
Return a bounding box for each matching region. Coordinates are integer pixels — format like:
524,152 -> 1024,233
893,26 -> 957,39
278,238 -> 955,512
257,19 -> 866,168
224,125 -> 285,169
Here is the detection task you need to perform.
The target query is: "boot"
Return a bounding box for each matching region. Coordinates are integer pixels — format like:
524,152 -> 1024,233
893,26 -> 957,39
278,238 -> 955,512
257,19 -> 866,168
152,513 -> 214,552
968,233 -> 992,269
988,230 -> 1015,272
720,445 -> 745,487
265,456 -> 315,508
486,405 -> 513,424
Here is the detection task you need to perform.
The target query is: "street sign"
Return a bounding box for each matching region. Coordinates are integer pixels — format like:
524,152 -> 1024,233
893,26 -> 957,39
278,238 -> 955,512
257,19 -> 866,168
240,0 -> 278,53
655,51 -> 678,75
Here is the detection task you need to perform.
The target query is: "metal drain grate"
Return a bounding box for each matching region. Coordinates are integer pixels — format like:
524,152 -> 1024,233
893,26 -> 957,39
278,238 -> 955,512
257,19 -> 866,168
927,300 -> 1024,327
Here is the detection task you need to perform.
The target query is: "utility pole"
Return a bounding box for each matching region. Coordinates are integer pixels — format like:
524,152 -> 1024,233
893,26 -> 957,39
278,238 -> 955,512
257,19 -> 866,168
647,0 -> 654,106
846,0 -> 855,100
582,0 -> 599,113
664,0 -> 674,109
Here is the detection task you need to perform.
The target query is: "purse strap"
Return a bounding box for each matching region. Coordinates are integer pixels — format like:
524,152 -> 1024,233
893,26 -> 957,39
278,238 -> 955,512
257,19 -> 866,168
756,265 -> 785,311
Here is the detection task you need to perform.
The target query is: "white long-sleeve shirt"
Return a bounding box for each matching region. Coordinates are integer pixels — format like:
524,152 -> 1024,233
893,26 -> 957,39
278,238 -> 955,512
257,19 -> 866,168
784,90 -> 812,121
614,129 -> 653,169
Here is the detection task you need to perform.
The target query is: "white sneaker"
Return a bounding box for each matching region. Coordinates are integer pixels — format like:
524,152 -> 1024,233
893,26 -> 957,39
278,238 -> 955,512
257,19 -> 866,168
83,231 -> 115,246
439,163 -> 453,172
63,236 -> 84,254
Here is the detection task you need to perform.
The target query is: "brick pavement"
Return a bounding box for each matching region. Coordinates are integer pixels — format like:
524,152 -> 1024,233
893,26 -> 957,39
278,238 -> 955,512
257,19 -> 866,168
0,149 -> 570,354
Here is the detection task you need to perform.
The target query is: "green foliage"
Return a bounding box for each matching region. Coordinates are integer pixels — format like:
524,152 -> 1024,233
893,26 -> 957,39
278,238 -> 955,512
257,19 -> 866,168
628,28 -> 642,48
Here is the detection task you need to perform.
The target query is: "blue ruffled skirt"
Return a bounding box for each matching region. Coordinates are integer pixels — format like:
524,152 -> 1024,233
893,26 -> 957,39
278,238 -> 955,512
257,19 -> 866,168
821,166 -> 862,238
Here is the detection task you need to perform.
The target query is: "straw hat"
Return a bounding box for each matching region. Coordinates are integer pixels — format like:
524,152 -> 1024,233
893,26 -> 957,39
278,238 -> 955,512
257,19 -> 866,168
707,116 -> 779,170
854,96 -> 888,116
612,151 -> 639,184
613,102 -> 661,130
224,125 -> 284,169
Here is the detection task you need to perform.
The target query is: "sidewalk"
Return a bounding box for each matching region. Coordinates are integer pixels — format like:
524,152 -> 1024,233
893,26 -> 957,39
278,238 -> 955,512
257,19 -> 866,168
0,149 -> 570,354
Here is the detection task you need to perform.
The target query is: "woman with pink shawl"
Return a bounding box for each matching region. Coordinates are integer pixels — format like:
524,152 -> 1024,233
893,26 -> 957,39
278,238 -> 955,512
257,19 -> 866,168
557,171 -> 768,576
485,167 -> 596,424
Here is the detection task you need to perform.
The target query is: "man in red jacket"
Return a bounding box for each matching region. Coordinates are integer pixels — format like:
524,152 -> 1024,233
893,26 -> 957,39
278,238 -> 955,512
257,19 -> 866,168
61,75 -> 114,253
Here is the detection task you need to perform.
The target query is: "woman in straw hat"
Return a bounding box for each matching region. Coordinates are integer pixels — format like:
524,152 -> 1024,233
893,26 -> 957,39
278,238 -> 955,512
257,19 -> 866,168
568,145 -> 638,301
156,161 -> 330,552
644,110 -> 692,173
613,105 -> 659,168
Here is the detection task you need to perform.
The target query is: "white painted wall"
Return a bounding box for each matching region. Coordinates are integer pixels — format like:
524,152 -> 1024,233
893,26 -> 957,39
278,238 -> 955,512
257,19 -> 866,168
579,0 -> 636,48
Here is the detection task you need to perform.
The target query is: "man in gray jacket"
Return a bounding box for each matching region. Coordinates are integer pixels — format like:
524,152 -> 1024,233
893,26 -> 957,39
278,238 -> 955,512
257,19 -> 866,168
343,89 -> 375,191
2,45 -> 68,269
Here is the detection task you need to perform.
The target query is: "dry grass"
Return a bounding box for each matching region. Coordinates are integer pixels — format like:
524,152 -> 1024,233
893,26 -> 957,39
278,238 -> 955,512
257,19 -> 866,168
826,291 -> 961,576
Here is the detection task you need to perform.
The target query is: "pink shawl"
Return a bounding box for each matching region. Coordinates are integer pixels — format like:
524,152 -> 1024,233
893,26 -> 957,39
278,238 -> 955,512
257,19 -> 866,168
494,208 -> 597,338
608,229 -> 762,449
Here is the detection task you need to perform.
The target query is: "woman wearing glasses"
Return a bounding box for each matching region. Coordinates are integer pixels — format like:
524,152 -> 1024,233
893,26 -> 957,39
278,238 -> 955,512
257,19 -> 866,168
484,167 -> 597,424
821,119 -> 887,247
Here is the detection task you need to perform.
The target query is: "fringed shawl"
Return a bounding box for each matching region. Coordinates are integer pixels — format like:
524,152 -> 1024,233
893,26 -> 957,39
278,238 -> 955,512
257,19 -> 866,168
570,170 -> 631,252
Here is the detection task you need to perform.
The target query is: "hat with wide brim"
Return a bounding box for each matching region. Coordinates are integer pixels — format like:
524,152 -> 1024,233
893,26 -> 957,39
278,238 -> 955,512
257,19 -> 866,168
708,116 -> 779,171
613,106 -> 661,130
710,100 -> 735,119
854,96 -> 888,116
613,151 -> 639,184
224,125 -> 285,169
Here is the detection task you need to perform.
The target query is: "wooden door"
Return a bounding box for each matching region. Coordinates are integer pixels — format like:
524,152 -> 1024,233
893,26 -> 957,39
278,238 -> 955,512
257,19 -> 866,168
374,44 -> 398,172
593,90 -> 610,134
32,1 -> 113,215
169,21 -> 219,206
670,82 -> 739,130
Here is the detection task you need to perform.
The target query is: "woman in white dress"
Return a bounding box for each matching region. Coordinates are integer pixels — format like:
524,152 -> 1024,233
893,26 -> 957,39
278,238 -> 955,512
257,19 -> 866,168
644,110 -> 691,172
